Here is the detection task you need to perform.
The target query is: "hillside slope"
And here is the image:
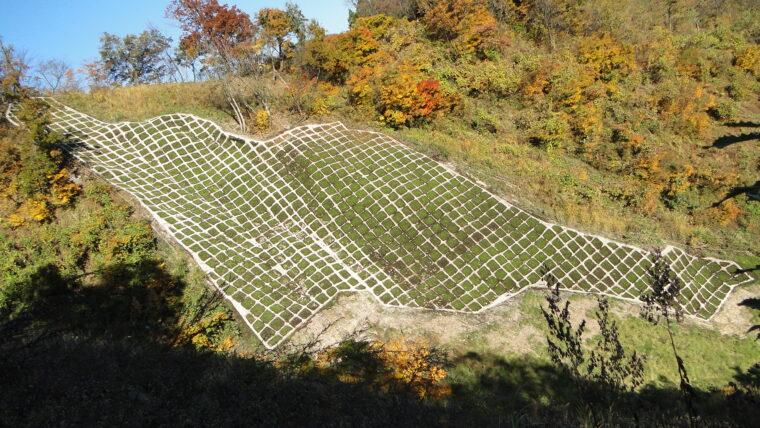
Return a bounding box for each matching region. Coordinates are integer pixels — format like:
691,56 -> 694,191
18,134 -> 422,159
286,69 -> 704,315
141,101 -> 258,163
35,100 -> 754,348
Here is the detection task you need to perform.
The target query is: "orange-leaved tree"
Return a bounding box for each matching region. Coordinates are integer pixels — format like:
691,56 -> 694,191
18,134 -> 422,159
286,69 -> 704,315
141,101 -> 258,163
167,0 -> 256,72
303,14 -> 395,84
377,63 -> 457,127
420,0 -> 498,57
314,338 -> 451,400
257,5 -> 306,70
0,38 -> 32,104
167,0 -> 261,130
578,33 -> 636,82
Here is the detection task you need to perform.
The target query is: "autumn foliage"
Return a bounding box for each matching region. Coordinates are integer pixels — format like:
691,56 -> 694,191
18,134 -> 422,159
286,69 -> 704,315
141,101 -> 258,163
131,0 -> 760,248
1,99 -> 79,227
257,8 -> 293,64
420,0 -> 498,57
167,0 -> 255,65
578,34 -> 636,82
314,338 -> 451,400
1,98 -> 239,352
303,14 -> 396,84
378,67 -> 456,127
734,46 -> 760,76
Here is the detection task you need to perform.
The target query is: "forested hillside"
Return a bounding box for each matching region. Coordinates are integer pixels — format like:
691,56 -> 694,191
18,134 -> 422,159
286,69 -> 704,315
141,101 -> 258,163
1,0 -> 759,426
54,0 -> 760,264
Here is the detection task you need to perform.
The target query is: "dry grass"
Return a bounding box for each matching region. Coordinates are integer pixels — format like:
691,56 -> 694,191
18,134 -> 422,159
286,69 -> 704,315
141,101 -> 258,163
55,81 -> 760,269
57,81 -> 231,125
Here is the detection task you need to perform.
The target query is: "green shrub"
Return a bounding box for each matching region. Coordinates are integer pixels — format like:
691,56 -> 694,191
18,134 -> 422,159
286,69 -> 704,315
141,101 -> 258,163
529,113 -> 571,151
709,99 -> 739,121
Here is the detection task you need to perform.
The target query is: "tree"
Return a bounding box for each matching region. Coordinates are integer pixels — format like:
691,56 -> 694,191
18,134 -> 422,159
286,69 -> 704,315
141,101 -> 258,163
377,65 -> 457,128
314,338 -> 451,400
487,0 -> 586,50
2,98 -> 80,227
484,0 -> 530,24
167,0 -> 259,130
285,2 -> 308,45
167,0 -> 256,73
257,4 -> 307,71
531,0 -> 563,50
418,0 -> 498,57
641,249 -> 697,426
173,45 -> 204,82
541,269 -> 645,423
258,8 -> 292,69
81,58 -> 110,91
664,0 -> 679,31
35,59 -> 79,92
0,39 -> 32,105
98,29 -> 172,85
349,0 -> 420,22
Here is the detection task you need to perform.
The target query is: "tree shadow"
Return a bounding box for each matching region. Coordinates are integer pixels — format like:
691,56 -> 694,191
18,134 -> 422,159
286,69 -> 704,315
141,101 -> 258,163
0,325 -> 440,427
739,298 -> 760,311
444,352 -> 578,424
735,265 -> 760,275
0,262 -> 441,426
711,180 -> 760,207
2,264 -> 760,426
724,121 -> 760,128
706,121 -> 760,149
707,132 -> 760,149
738,298 -> 760,339
444,351 -> 760,426
733,363 -> 760,390
704,122 -> 758,205
0,257 -> 242,356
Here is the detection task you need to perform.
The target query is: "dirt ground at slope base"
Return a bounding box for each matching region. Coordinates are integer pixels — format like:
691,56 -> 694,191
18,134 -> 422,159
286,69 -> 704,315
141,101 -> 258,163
287,282 -> 760,354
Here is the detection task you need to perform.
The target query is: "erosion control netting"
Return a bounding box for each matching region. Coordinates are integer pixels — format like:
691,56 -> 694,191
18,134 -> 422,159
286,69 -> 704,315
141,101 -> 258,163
38,101 -> 754,348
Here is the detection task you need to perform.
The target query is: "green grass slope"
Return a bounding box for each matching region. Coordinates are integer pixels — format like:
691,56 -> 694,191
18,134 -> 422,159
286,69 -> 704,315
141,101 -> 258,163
38,100 -> 754,348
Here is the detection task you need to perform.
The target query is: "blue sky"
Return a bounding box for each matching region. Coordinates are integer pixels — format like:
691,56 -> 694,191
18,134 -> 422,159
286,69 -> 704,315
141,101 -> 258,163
0,0 -> 350,69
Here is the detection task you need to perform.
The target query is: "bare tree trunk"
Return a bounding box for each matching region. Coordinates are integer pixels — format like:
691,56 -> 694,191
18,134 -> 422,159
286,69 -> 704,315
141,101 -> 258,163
228,92 -> 247,133
666,0 -> 677,32
536,0 -> 559,51
221,77 -> 247,133
165,52 -> 185,83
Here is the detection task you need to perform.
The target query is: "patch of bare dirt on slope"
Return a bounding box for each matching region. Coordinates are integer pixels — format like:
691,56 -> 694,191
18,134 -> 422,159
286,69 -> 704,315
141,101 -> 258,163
287,284 -> 760,354
707,283 -> 760,336
287,292 -> 544,355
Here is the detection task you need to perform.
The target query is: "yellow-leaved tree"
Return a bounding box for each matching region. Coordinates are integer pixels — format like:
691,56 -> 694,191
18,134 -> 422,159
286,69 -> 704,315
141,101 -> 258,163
314,337 -> 451,400
1,99 -> 80,227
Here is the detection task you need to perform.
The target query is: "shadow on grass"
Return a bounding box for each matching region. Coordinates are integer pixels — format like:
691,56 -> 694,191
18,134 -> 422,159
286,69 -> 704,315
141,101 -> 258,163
444,351 -> 760,427
0,261 -> 187,344
704,122 -> 759,206
0,262 -> 441,426
1,263 -> 760,426
707,132 -> 760,149
711,180 -> 760,207
734,363 -> 760,389
735,265 -> 760,275
724,121 -> 760,128
739,298 -> 760,339
706,121 -> 759,149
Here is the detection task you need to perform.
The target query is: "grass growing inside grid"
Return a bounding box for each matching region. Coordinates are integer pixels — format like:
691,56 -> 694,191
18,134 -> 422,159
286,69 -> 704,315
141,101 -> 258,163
44,101 -> 755,348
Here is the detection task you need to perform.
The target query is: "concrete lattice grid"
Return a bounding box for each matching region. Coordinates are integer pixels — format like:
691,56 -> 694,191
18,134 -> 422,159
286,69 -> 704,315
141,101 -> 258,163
28,101 -> 755,348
